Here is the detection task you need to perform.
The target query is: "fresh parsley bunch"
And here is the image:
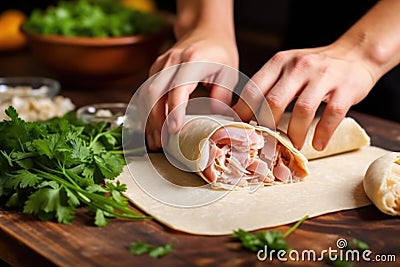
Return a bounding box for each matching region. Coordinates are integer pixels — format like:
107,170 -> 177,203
24,0 -> 165,37
0,107 -> 146,226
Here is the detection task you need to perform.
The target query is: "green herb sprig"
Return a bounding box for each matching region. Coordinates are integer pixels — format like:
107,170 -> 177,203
326,238 -> 369,267
0,107 -> 147,226
129,241 -> 173,258
232,215 -> 309,253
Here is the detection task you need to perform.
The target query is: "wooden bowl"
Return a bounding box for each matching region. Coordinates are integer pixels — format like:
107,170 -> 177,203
22,23 -> 172,89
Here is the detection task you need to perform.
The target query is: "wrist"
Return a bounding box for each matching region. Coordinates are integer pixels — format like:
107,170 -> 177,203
174,0 -> 235,40
329,35 -> 389,84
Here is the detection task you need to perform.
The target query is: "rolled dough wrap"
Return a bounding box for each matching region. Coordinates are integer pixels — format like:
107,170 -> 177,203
363,152 -> 400,216
278,113 -> 370,160
165,115 -> 309,189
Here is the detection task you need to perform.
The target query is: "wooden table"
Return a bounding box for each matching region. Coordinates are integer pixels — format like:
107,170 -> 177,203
1,50 -> 400,267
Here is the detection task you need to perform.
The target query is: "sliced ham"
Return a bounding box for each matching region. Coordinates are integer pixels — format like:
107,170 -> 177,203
203,126 -> 306,187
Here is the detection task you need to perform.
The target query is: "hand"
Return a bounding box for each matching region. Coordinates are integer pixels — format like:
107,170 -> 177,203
141,27 -> 238,150
233,45 -> 375,150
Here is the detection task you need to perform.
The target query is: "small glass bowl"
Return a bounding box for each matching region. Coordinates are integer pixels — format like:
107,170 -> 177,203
76,102 -> 128,127
0,77 -> 60,102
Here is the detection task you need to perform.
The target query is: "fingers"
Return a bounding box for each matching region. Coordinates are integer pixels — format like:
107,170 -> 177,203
207,65 -> 238,113
145,52 -> 181,150
232,82 -> 264,122
209,84 -> 233,114
145,94 -> 167,150
233,49 -> 354,152
145,56 -> 234,149
312,96 -> 350,151
167,83 -> 197,133
287,80 -> 330,150
233,51 -> 286,123
166,62 -> 218,132
149,50 -> 181,77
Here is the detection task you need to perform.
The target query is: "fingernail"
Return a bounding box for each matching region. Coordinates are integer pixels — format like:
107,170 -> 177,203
313,139 -> 325,151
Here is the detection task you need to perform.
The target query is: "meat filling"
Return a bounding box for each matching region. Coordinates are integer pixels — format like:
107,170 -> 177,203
202,126 -> 305,187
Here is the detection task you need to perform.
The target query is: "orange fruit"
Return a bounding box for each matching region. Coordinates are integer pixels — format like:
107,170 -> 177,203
119,0 -> 157,13
0,9 -> 27,51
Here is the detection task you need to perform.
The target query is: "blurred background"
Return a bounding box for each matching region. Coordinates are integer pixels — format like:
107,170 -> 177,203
0,0 -> 398,122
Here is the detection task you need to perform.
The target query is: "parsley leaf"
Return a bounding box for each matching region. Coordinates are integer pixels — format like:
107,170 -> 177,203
233,215 -> 309,253
325,238 -> 369,267
0,106 -> 148,226
129,241 -> 173,258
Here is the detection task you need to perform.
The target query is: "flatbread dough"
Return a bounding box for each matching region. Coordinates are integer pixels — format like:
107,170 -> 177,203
278,114 -> 370,160
119,146 -> 389,235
